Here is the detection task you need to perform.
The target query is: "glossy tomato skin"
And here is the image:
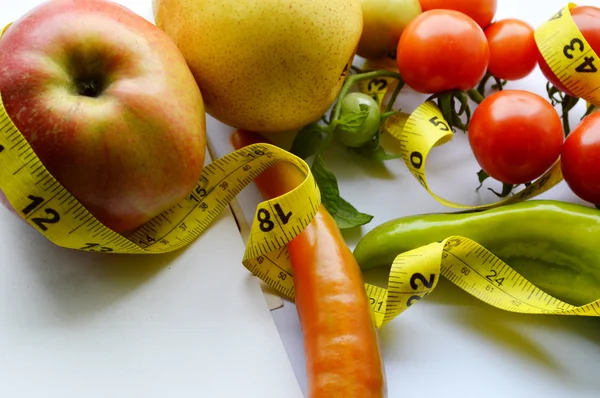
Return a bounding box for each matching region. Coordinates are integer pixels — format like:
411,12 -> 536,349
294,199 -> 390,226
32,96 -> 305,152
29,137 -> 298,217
396,9 -> 489,94
485,19 -> 537,80
468,90 -> 564,185
561,112 -> 600,204
538,6 -> 600,97
418,0 -> 497,28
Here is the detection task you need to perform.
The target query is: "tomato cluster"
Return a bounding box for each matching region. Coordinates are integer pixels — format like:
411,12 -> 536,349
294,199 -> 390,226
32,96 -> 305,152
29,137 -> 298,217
394,0 -> 541,95
292,1 -> 600,229
353,1 -> 600,205
326,1 -> 600,206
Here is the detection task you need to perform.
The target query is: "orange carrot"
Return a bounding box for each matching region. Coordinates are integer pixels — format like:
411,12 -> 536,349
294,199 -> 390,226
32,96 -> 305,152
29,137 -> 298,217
231,130 -> 386,398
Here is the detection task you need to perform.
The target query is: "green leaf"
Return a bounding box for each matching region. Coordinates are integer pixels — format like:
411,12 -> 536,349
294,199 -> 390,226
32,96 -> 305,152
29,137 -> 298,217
350,128 -> 402,161
476,170 -> 515,197
333,196 -> 374,229
476,169 -> 489,191
311,154 -> 340,214
337,107 -> 370,133
477,169 -> 489,184
354,145 -> 402,161
352,138 -> 402,162
289,123 -> 324,159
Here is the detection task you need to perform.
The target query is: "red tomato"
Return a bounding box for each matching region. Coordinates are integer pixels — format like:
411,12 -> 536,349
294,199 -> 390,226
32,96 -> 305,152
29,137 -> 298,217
485,19 -> 537,81
418,0 -> 497,29
468,90 -> 564,185
396,9 -> 489,94
538,6 -> 600,97
561,112 -> 600,204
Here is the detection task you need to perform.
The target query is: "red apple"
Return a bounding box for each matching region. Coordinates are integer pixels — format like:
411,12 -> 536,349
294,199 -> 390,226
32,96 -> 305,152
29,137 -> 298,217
0,0 -> 207,235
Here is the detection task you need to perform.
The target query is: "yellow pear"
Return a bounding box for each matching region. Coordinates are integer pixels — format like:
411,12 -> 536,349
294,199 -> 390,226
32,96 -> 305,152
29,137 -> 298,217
153,0 -> 363,133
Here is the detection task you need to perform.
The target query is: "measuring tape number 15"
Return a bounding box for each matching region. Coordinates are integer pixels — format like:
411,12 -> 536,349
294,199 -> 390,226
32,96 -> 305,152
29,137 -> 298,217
0,22 -> 325,300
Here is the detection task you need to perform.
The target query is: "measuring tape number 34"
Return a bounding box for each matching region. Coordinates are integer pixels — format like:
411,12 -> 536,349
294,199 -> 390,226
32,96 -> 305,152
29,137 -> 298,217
2,2 -> 600,330
351,2 -> 600,324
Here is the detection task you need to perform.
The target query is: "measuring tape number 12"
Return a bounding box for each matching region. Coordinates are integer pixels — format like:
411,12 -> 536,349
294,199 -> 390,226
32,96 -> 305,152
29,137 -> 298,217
0,22 -> 325,300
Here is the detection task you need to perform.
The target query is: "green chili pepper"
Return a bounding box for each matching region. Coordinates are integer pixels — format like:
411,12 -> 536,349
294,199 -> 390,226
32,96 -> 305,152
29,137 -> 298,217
353,200 -> 600,306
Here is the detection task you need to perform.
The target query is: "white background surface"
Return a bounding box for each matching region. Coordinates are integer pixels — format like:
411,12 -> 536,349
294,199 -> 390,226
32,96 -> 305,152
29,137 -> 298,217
205,1 -> 600,397
3,0 -> 600,398
0,1 -> 303,397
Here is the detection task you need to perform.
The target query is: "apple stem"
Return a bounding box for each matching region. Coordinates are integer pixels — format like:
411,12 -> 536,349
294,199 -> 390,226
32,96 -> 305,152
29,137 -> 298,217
75,76 -> 104,98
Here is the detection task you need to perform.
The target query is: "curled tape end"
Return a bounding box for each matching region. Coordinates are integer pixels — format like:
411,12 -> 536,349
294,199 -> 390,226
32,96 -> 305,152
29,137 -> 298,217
433,134 -> 453,147
1,23 -> 12,37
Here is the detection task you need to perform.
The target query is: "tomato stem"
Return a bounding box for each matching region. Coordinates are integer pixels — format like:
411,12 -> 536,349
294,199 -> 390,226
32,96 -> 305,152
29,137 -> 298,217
467,89 -> 485,105
317,69 -> 404,156
476,72 -> 492,96
433,90 -> 482,133
317,120 -> 338,157
350,65 -> 363,74
331,70 -> 403,123
491,77 -> 507,91
385,80 -> 405,112
545,82 -> 579,137
582,103 -> 598,120
562,109 -> 571,136
476,72 -> 506,97
437,93 -> 454,129
488,182 -> 515,198
560,96 -> 580,136
380,111 -> 397,120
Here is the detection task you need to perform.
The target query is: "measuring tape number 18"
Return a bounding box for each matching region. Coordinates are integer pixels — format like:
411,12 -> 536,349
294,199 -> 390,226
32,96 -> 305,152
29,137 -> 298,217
3,2 -> 600,332
0,96 -> 321,298
0,22 -> 325,300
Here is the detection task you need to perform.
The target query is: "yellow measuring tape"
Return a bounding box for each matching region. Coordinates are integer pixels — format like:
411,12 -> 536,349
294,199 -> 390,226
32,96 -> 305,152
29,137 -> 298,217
535,2 -> 600,107
2,2 -> 600,330
384,102 -> 563,210
357,2 -> 600,212
0,92 -> 321,297
355,2 -> 600,324
366,235 -> 600,329
0,16 -> 325,298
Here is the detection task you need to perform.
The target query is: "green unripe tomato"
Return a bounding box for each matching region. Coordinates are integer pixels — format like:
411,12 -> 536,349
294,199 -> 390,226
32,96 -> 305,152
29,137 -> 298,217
335,92 -> 381,148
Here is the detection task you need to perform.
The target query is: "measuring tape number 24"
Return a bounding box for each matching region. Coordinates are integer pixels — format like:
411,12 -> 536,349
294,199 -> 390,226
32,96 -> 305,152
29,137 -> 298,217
352,2 -> 600,325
